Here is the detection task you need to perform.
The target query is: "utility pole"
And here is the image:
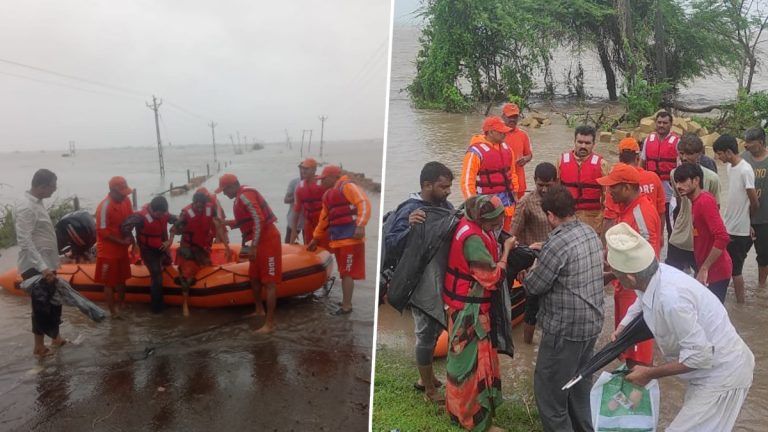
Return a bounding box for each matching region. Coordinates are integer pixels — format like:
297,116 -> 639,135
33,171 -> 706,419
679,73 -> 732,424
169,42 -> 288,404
318,115 -> 327,158
300,130 -> 306,158
209,121 -> 218,162
146,95 -> 165,177
237,131 -> 241,151
284,129 -> 292,150
68,140 -> 76,156
307,129 -> 313,153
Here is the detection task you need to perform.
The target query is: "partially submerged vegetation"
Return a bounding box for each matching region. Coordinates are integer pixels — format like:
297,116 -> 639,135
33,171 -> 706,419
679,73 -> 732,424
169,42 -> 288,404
408,0 -> 768,130
0,198 -> 77,249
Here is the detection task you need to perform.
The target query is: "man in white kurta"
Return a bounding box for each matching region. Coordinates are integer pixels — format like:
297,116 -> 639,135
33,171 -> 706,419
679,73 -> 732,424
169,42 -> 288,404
606,223 -> 754,432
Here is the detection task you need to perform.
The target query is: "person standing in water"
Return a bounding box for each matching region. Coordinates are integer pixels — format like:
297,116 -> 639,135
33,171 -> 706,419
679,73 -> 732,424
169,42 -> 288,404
94,176 -> 134,318
308,165 -> 372,315
218,174 -> 281,333
15,169 -> 67,357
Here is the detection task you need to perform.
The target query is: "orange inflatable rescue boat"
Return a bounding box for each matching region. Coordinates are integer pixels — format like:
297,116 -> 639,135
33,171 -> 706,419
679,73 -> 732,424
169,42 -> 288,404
0,243 -> 334,308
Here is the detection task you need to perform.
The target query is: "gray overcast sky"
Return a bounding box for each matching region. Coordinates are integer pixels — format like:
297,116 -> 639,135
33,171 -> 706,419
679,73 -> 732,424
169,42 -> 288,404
0,0 -> 392,151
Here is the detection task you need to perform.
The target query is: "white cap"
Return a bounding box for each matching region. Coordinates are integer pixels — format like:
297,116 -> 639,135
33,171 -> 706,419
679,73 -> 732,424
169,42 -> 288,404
605,222 -> 655,274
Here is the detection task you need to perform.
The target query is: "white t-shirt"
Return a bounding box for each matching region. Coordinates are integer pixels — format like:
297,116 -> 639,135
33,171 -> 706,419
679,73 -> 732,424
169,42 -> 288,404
723,159 -> 755,236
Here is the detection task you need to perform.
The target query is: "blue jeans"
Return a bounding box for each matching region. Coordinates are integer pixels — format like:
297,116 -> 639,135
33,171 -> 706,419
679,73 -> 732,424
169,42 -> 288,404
140,247 -> 167,313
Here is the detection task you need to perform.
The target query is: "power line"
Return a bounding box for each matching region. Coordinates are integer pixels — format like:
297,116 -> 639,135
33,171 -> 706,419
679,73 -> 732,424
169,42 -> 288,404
0,57 -> 145,97
0,69 -> 144,101
0,57 -> 211,121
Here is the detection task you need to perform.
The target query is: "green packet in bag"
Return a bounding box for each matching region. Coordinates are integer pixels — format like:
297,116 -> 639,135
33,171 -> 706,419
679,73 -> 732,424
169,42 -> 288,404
590,364 -> 660,431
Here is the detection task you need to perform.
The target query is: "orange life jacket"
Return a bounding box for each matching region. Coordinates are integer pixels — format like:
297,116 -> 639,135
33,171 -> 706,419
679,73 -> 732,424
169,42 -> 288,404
560,151 -> 604,211
136,206 -> 170,249
233,186 -> 277,243
323,180 -> 357,240
180,203 -> 215,251
443,217 -> 499,313
469,139 -> 516,205
644,132 -> 679,180
295,178 -> 325,224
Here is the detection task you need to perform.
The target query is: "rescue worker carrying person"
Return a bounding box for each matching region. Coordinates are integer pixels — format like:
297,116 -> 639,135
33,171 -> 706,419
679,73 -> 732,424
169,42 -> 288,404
460,116 -> 519,232
170,190 -> 230,317
121,196 -> 177,314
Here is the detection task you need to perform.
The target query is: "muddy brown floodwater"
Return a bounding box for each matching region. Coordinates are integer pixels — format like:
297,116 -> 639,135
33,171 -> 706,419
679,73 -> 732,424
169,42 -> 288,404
0,140 -> 381,431
378,24 -> 766,431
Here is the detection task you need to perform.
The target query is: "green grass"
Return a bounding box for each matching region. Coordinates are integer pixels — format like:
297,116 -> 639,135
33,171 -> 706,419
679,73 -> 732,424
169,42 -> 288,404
372,346 -> 543,432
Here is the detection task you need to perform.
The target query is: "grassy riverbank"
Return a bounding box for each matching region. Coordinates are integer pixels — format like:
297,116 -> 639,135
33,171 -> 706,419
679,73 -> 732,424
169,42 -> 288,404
372,346 -> 543,432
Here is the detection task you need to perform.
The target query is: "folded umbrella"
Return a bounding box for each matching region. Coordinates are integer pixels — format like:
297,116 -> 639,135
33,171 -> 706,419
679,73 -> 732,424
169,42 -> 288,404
562,313 -> 653,390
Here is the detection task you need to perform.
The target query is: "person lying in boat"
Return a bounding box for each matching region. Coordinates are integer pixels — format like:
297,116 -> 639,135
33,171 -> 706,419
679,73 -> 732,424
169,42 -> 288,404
121,196 -> 177,314
169,191 -> 230,317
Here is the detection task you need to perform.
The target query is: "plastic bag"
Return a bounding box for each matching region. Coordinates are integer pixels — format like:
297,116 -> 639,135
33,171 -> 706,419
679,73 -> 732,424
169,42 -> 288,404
590,366 -> 660,432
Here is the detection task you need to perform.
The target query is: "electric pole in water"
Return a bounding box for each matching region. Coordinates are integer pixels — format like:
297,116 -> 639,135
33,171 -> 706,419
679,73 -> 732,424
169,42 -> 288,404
284,129 -> 292,150
209,121 -> 218,162
318,115 -> 327,159
146,95 -> 165,177
300,130 -> 306,158
307,129 -> 313,153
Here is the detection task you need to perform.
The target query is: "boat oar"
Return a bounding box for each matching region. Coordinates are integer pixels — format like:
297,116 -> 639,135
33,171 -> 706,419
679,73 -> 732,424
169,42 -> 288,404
561,314 -> 653,390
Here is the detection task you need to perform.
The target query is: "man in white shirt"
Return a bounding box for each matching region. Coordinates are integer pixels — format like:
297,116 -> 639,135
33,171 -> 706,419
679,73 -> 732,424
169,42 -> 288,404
606,223 -> 754,432
14,169 -> 66,357
713,135 -> 759,304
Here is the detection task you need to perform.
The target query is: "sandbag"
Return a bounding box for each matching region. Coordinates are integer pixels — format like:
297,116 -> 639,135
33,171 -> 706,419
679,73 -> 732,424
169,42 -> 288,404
590,366 -> 660,432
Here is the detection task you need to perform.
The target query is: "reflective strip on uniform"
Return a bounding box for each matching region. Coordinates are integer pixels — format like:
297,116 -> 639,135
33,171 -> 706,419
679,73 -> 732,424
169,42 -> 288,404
633,205 -> 650,241
99,198 -> 111,229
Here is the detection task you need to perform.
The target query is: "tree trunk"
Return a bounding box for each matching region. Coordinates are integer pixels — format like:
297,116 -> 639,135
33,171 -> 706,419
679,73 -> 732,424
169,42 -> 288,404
654,0 -> 667,83
746,56 -> 757,93
596,39 -> 618,101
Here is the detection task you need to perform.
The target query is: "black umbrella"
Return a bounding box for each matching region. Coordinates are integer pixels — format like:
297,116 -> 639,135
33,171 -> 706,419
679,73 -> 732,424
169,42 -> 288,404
561,313 -> 653,390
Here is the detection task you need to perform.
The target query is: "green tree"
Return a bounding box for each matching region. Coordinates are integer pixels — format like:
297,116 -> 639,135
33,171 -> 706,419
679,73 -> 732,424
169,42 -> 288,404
691,0 -> 768,94
408,0 -> 554,112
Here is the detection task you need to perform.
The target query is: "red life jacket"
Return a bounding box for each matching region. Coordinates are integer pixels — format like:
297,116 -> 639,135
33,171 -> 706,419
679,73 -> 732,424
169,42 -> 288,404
323,180 -> 357,240
560,151 -> 604,211
180,203 -> 215,251
443,217 -> 500,313
136,206 -> 170,249
469,139 -> 516,204
644,132 -> 679,180
295,178 -> 325,223
233,186 -> 277,243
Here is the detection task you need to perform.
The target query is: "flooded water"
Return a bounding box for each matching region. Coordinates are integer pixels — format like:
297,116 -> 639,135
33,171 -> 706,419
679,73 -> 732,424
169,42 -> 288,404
0,139 -> 381,430
378,24 -> 766,430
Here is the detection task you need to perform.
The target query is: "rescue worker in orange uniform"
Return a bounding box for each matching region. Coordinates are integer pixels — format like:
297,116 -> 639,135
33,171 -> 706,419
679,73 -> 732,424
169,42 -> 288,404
641,111 -> 680,238
603,137 -> 666,235
308,165 -> 372,315
217,174 -> 281,333
95,176 -> 135,318
290,158 -> 328,246
501,103 -> 533,197
557,125 -> 609,234
598,164 -> 662,367
170,191 -> 229,317
121,196 -> 177,314
461,116 -> 519,232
